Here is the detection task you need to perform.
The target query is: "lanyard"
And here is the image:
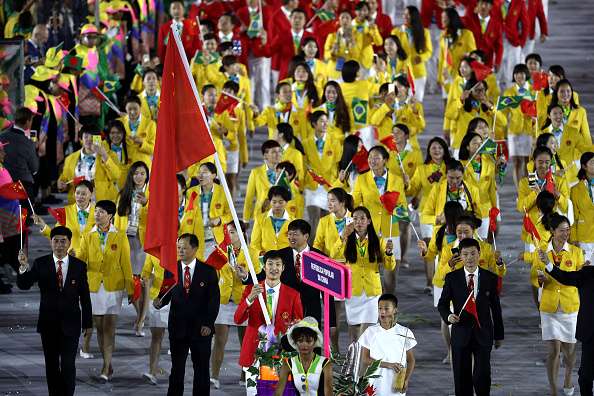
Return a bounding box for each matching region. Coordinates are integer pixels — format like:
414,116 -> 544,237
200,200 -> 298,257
295,354 -> 321,393
356,238 -> 367,258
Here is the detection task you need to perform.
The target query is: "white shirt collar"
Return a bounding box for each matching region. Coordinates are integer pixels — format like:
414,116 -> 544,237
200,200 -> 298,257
268,209 -> 289,220
91,224 -> 117,233
291,29 -> 304,38
76,203 -> 91,212
218,31 -> 233,41
293,245 -> 309,256
464,267 -> 479,277
264,280 -> 281,293
479,15 -> 490,23
547,241 -> 570,253
54,255 -> 69,266
182,258 -> 197,272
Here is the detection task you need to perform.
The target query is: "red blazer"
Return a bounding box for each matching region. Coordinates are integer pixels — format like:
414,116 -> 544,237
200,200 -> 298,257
498,0 -> 529,47
270,28 -> 317,79
374,12 -> 394,39
188,0 -> 226,24
157,19 -> 200,62
526,0 -> 548,39
236,5 -> 273,58
234,282 -> 303,367
463,13 -> 504,68
421,0 -> 472,28
269,6 -> 292,71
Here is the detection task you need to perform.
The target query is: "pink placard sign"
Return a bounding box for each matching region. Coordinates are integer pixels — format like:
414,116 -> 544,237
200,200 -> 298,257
301,251 -> 352,299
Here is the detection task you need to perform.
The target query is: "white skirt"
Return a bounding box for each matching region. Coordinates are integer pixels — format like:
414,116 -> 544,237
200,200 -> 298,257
433,286 -> 443,308
541,310 -> 578,343
90,283 -> 125,316
305,185 -> 328,209
420,223 -> 433,239
508,134 -> 533,157
215,302 -> 246,326
345,291 -> 379,325
146,301 -> 170,328
580,242 -> 594,263
226,150 -> 239,174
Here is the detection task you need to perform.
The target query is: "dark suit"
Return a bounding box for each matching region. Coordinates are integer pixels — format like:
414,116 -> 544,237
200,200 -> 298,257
547,265 -> 594,396
246,246 -> 336,327
159,260 -> 220,396
438,268 -> 504,396
17,254 -> 92,396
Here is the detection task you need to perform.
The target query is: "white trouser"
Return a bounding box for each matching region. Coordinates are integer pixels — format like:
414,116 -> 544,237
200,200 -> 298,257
270,69 -> 279,103
425,25 -> 442,94
498,39 -> 522,90
382,0 -> 399,25
413,76 -> 427,102
522,39 -> 536,60
249,55 -> 271,110
478,217 -> 489,240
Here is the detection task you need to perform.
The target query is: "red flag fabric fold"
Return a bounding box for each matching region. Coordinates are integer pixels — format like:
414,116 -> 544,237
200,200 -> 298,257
406,66 -> 416,95
380,135 -> 397,151
49,207 -> 67,226
469,60 -> 492,81
523,213 -> 541,241
205,246 -> 228,270
464,291 -> 481,328
307,169 -> 332,188
488,207 -> 500,233
144,27 -> 217,282
0,181 -> 28,200
544,169 -> 555,194
531,71 -> 549,91
520,99 -> 537,117
351,146 -> 370,173
219,224 -> 232,251
214,92 -> 239,116
380,191 -> 400,214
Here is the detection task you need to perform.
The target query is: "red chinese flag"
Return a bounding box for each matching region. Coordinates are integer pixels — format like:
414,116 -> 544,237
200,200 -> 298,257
520,99 -> 537,117
219,224 -> 232,251
380,191 -> 400,214
464,292 -> 481,328
406,66 -> 416,95
159,276 -> 177,296
71,176 -> 86,185
531,71 -> 549,91
214,92 -> 239,115
469,60 -> 492,81
186,190 -> 199,211
90,87 -> 106,102
523,213 -> 541,241
351,146 -> 370,173
205,246 -> 228,270
488,207 -> 500,233
0,181 -> 28,200
544,169 -> 555,194
380,135 -> 397,151
16,207 -> 28,233
307,169 -> 332,188
144,27 -> 217,282
49,207 -> 67,226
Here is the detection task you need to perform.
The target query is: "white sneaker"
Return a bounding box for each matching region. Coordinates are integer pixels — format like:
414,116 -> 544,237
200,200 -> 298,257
563,386 -> 575,396
143,372 -> 158,385
79,349 -> 94,359
210,378 -> 220,389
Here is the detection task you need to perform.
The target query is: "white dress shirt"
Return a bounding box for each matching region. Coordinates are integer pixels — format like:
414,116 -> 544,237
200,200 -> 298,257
181,258 -> 197,281
464,267 -> 479,298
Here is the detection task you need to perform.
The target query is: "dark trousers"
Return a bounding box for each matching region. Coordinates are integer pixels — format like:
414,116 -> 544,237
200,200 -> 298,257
580,339 -> 594,396
40,330 -> 79,396
451,336 -> 492,396
167,335 -> 212,396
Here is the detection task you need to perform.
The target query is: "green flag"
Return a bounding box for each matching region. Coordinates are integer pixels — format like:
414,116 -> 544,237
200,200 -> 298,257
497,96 -> 523,110
352,98 -> 368,124
479,137 -> 497,155
391,205 -> 410,223
316,8 -> 335,21
275,170 -> 292,200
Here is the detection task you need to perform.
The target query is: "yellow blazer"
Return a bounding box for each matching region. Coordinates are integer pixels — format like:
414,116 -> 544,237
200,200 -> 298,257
249,211 -> 293,259
369,102 -> 426,149
59,149 -> 121,204
138,90 -> 160,121
118,114 -> 156,166
437,29 -> 476,88
113,189 -> 150,245
393,26 -> 433,78
563,106 -> 592,151
313,102 -> 349,143
323,30 -> 364,80
387,145 -> 423,180
302,134 -> 343,191
78,225 -> 134,295
352,170 -> 408,237
422,180 -> 484,224
330,236 -> 396,296
103,141 -> 131,191
254,106 -> 307,139
218,248 -> 262,305
313,211 -> 351,259
141,254 -> 164,300
434,239 -> 505,288
570,181 -> 594,243
445,100 -> 506,149
340,80 -> 378,128
406,161 -> 447,225
538,125 -> 584,166
461,155 -> 498,216
531,243 -> 582,313
40,203 -> 96,254
502,85 -> 535,136
179,184 -> 232,261
536,90 -> 580,122
444,75 -> 499,131
243,164 -> 274,222
517,174 -> 569,243
282,145 -> 306,185
286,182 -> 305,220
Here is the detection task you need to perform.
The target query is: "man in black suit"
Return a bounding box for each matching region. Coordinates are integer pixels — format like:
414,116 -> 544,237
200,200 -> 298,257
438,238 -> 504,396
545,254 -> 594,396
154,233 -> 220,396
17,226 -> 92,396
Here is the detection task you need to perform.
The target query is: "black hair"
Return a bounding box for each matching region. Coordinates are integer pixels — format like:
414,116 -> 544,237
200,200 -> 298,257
446,159 -> 464,173
14,107 -> 33,125
369,145 -> 389,161
339,135 -> 362,171
299,37 -> 320,58
532,146 -> 553,161
276,123 -> 294,144
291,327 -> 318,342
222,80 -> 240,94
276,161 -> 297,181
309,110 -> 327,128
459,237 -> 480,252
355,1 -> 369,11
542,212 -> 570,233
50,226 -> 73,240
75,179 -> 94,193
202,33 -> 217,42
458,132 -> 482,161
525,53 -> 543,67
106,119 -> 130,164
344,207 -> 382,264
263,249 -> 284,265
261,140 -> 281,155
378,293 -> 398,308
551,78 -> 578,109
268,185 -> 291,202
178,233 -> 199,248
96,200 -> 117,216
117,161 -> 150,217
218,41 -> 234,53
393,123 -> 410,136
435,201 -> 465,251
424,137 -> 451,164
535,133 -> 563,170
536,191 -> 556,219
385,35 -> 408,61
201,84 -> 216,95
512,64 -> 530,82
290,7 -> 307,18
288,219 -> 311,235
577,152 -> 594,180
275,81 -> 291,94
456,213 -> 482,230
341,60 -> 360,83
143,68 -> 159,79
321,81 -> 351,133
226,219 -> 248,236
406,6 -> 427,54
328,187 -> 354,212
469,49 -> 486,63
462,79 -> 490,113
124,94 -> 142,106
466,117 -> 488,135
444,7 -> 464,44
220,54 -> 238,73
289,61 -> 320,107
544,65 -> 565,96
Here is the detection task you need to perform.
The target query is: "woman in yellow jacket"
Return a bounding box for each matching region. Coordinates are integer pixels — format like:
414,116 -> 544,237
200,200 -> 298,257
530,132 -> 578,186
77,200 -> 133,382
330,206 -> 395,343
138,69 -> 160,121
536,65 -> 581,122
104,120 -> 132,192
119,95 -> 156,167
383,35 -> 410,82
314,187 -> 354,258
570,152 -> 594,260
458,132 -> 498,239
253,82 -> 307,139
316,81 -> 352,144
437,8 -> 476,102
114,161 -> 150,337
190,33 -> 220,93
301,37 -> 329,94
275,161 -> 305,221
57,128 -> 121,204
249,186 -> 293,261
551,79 -> 591,155
393,6 -> 433,102
290,61 -> 321,116
324,11 -> 363,81
386,123 -> 423,181
532,213 -> 581,396
340,61 -> 378,131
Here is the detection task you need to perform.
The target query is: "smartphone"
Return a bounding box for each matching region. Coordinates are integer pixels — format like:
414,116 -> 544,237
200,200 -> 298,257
93,135 -> 102,146
29,130 -> 37,142
451,247 -> 460,256
528,172 -> 538,188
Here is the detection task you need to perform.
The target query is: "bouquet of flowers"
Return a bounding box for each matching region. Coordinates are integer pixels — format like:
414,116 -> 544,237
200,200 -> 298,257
332,342 -> 380,396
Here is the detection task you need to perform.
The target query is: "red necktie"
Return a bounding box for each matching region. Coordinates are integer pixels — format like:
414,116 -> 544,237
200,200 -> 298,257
295,253 -> 301,282
468,273 -> 475,294
184,265 -> 191,296
57,260 -> 63,291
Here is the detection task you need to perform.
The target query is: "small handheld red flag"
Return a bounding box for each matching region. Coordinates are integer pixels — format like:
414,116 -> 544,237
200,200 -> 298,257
214,92 -> 239,116
464,291 -> 481,328
523,213 -> 541,241
380,135 -> 397,151
544,169 -> 555,194
132,275 -> 142,302
531,71 -> 548,91
219,224 -> 232,251
380,191 -> 400,214
71,176 -> 86,185
520,99 -> 537,117
186,190 -> 199,211
205,246 -> 228,270
307,169 -> 332,188
469,60 -> 492,81
159,276 -> 177,296
16,207 -> 28,233
406,66 -> 416,95
0,181 -> 28,200
351,146 -> 370,173
49,207 -> 67,226
488,207 -> 500,233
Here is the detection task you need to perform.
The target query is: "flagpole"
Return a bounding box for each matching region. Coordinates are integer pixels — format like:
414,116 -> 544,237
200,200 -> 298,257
94,88 -> 122,116
257,0 -> 264,30
274,168 -> 285,185
464,138 -> 490,169
18,204 -> 23,250
492,231 -> 497,250
409,221 -> 420,241
18,181 -> 36,216
171,28 -> 271,325
458,289 -> 473,316
491,96 -> 500,139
